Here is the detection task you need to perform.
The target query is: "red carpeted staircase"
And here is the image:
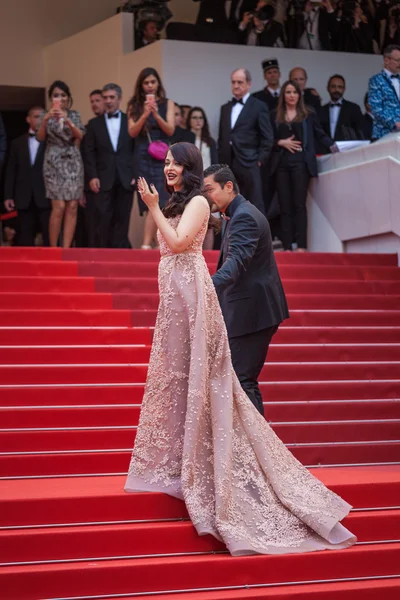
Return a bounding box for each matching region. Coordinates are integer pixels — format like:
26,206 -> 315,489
1,246 -> 400,600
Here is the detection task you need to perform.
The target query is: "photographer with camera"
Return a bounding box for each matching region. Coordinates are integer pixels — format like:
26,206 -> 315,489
238,4 -> 286,46
287,0 -> 338,51
335,0 -> 374,53
118,1 -> 172,49
381,2 -> 400,50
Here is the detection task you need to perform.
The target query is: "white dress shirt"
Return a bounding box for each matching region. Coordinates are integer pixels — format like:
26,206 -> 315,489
28,129 -> 40,165
384,69 -> 400,100
329,100 -> 343,139
105,111 -> 121,152
231,92 -> 250,129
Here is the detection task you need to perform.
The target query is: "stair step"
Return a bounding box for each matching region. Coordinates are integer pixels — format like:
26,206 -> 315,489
1,543 -> 400,600
1,444 -> 400,478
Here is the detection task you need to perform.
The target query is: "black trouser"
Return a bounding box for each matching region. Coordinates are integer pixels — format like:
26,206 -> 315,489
15,202 -> 50,246
229,325 -> 278,417
74,204 -> 89,247
275,155 -> 310,250
231,157 -> 265,215
90,182 -> 133,248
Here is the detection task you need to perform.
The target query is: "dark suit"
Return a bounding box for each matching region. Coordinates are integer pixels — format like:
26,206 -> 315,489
252,87 -> 280,112
269,110 -> 333,249
362,113 -> 374,141
239,19 -> 285,47
4,134 -> 50,246
218,95 -> 273,214
287,7 -> 338,51
318,99 -> 365,142
303,88 -> 322,112
192,0 -> 238,43
213,194 -> 289,415
84,112 -> 135,248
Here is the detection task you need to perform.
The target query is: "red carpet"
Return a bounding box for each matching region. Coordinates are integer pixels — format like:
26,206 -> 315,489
0,247 -> 400,599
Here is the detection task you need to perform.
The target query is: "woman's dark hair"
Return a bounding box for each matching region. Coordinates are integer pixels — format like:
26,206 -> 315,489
163,142 -> 204,218
127,67 -> 166,119
276,80 -> 309,124
187,106 -> 213,147
48,80 -> 73,110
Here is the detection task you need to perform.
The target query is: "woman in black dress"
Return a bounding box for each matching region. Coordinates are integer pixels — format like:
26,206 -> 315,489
269,80 -> 335,252
127,68 -> 175,249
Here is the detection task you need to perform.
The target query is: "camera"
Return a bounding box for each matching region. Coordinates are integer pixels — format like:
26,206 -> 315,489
254,5 -> 276,20
119,1 -> 173,31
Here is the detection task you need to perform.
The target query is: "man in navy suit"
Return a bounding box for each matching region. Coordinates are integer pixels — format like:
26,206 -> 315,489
204,164 -> 289,416
4,107 -> 50,246
218,68 -> 273,215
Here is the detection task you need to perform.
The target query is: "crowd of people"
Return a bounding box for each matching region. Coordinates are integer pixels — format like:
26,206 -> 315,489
1,43 -> 400,250
136,0 -> 400,55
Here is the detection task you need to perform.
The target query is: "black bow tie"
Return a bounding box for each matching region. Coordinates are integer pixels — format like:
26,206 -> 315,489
232,98 -> 244,106
391,74 -> 400,80
28,133 -> 36,137
330,102 -> 343,108
107,112 -> 120,119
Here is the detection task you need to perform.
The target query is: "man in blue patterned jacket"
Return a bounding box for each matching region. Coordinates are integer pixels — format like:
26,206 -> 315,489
368,44 -> 400,140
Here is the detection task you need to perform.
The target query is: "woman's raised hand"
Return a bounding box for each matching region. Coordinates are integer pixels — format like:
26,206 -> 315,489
137,177 -> 159,210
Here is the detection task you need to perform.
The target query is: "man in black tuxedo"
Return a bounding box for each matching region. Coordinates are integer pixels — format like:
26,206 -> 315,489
4,107 -> 50,246
289,67 -> 321,112
218,68 -> 273,215
319,75 -> 365,142
204,164 -> 289,416
192,0 -> 238,43
84,83 -> 135,248
253,58 -> 281,112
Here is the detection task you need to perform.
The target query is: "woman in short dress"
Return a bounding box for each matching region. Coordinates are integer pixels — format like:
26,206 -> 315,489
36,80 -> 85,248
127,68 -> 175,249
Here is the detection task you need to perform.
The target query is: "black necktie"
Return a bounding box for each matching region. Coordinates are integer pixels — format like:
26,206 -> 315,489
232,98 -> 244,106
108,112 -> 119,119
28,132 -> 36,137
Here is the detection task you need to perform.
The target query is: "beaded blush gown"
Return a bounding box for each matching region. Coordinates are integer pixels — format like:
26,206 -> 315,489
125,213 -> 357,556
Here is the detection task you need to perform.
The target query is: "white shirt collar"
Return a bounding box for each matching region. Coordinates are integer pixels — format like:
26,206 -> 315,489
384,68 -> 397,78
235,92 -> 250,105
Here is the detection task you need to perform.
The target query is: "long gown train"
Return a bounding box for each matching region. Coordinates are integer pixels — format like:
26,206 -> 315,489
125,215 -> 356,556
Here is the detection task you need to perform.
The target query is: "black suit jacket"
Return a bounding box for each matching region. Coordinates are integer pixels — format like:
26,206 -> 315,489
304,88 -> 322,112
170,127 -> 195,145
287,7 -> 338,51
362,113 -> 374,140
4,134 -> 48,210
319,99 -> 365,141
252,87 -> 279,112
213,195 -> 289,338
269,110 -> 333,178
84,112 -> 135,192
193,0 -> 229,26
218,96 -> 273,167
239,19 -> 285,47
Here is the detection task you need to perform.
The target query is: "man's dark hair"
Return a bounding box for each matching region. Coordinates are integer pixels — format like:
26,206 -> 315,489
328,74 -> 345,87
102,83 -> 122,98
90,89 -> 103,97
383,44 -> 400,57
180,104 -> 191,111
27,106 -> 44,116
204,164 -> 239,194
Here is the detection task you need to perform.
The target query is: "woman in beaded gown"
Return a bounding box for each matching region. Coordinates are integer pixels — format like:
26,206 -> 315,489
124,142 -> 356,556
